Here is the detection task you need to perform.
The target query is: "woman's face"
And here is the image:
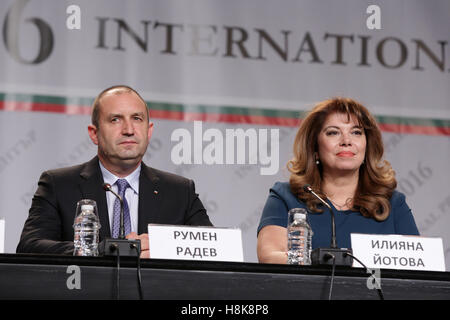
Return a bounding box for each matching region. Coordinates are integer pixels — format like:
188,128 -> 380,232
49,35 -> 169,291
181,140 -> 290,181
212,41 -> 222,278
317,112 -> 367,175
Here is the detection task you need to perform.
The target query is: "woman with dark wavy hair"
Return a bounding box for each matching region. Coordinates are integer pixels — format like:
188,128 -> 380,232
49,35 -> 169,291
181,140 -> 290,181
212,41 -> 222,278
257,97 -> 419,264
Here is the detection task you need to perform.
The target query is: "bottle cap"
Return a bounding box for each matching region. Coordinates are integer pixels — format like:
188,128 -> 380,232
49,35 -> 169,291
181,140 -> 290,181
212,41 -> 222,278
81,204 -> 94,211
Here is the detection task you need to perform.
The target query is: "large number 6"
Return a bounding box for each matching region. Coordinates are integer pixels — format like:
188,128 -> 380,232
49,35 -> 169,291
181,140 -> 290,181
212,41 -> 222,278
2,0 -> 54,64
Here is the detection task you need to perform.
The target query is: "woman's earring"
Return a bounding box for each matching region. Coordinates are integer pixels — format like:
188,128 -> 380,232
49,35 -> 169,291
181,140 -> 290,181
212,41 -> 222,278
314,153 -> 320,165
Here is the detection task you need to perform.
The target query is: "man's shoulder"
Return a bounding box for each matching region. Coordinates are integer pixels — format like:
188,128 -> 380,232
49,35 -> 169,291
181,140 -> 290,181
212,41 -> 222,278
41,157 -> 98,181
143,165 -> 192,186
45,163 -> 84,176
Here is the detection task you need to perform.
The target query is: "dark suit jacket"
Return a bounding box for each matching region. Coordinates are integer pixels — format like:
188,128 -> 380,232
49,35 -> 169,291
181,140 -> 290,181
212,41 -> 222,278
17,157 -> 213,254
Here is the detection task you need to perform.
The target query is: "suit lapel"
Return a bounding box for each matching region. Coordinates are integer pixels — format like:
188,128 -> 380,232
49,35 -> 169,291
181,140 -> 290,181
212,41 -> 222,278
138,162 -> 162,234
78,156 -> 111,239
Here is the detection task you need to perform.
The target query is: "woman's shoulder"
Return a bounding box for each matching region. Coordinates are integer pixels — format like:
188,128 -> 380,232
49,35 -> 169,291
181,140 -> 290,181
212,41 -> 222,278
270,181 -> 293,196
269,181 -> 302,204
388,190 -> 413,221
389,190 -> 407,207
388,190 -> 420,235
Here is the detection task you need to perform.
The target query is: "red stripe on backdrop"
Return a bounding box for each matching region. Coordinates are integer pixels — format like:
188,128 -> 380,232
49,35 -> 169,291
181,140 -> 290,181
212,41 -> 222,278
379,123 -> 450,136
1,101 -> 450,136
0,101 -> 91,115
149,110 -> 301,127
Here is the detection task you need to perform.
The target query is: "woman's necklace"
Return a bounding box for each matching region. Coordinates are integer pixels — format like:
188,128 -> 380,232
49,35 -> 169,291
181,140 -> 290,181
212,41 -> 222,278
328,197 -> 353,211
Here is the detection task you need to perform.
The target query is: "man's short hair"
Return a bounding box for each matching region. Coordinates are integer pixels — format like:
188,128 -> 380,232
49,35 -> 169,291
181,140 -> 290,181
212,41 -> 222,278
91,85 -> 149,128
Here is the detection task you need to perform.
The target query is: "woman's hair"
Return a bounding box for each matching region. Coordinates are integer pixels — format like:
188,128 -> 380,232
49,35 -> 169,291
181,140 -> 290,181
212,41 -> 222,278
288,97 -> 396,221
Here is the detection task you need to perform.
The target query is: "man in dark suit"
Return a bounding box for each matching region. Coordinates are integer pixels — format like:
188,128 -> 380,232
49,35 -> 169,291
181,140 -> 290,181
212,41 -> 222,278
17,85 -> 212,257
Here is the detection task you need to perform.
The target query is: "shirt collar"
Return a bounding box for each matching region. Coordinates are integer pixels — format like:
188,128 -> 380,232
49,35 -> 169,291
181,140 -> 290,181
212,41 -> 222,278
99,160 -> 141,194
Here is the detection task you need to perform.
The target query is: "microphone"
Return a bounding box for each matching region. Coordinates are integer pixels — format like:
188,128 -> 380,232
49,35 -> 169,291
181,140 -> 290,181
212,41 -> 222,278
101,183 -> 144,300
302,184 -> 337,249
103,183 -> 125,239
99,183 -> 141,257
302,184 -> 353,266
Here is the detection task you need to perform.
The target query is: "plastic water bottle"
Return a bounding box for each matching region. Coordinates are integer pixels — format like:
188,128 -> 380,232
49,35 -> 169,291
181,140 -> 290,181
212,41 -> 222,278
73,199 -> 101,256
287,208 -> 313,265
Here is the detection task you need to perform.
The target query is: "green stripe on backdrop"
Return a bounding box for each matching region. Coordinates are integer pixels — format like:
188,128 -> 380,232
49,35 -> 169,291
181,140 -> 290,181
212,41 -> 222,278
1,91 -> 449,130
149,102 -> 305,119
0,92 -> 94,107
375,115 -> 450,129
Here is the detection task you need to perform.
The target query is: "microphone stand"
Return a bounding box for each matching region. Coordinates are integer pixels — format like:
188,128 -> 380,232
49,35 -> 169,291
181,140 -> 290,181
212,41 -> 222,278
303,184 -> 353,266
100,183 -> 141,257
100,183 -> 144,300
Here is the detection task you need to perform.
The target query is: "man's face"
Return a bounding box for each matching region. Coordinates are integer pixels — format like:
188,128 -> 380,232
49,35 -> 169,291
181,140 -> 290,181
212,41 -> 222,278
88,91 -> 153,174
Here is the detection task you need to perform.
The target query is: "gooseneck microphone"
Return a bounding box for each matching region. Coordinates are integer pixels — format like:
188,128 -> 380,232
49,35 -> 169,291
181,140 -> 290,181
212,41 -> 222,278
103,183 -> 125,239
100,182 -> 141,256
302,184 -> 384,300
302,184 -> 353,267
100,183 -> 143,300
303,184 -> 337,249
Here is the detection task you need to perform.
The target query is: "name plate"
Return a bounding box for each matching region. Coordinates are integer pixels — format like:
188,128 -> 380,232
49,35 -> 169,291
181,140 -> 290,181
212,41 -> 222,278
351,233 -> 445,272
148,224 -> 244,262
0,219 -> 4,253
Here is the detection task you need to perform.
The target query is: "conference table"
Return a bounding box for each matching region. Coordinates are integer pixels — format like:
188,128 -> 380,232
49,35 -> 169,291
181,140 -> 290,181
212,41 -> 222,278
0,253 -> 449,300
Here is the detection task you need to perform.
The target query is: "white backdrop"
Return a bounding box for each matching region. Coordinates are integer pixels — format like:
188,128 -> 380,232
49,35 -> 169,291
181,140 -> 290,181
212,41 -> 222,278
0,0 -> 449,269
